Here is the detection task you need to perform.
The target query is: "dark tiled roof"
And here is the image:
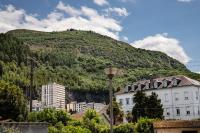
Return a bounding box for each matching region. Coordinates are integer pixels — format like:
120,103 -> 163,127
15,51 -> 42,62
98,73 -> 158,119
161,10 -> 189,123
115,75 -> 200,95
153,120 -> 200,129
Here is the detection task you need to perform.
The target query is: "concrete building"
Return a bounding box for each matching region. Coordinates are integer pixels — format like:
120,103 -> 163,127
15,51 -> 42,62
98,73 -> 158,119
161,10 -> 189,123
32,100 -> 42,111
66,101 -> 106,113
87,102 -> 107,112
66,101 -> 77,112
115,75 -> 200,120
41,83 -> 65,110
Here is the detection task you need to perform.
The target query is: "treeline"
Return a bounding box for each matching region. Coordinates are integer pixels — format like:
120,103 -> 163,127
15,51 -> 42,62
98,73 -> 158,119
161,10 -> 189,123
0,30 -> 200,103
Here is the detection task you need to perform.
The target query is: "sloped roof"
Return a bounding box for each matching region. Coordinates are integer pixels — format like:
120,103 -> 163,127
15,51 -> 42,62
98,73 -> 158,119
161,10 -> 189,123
153,120 -> 200,128
115,75 -> 200,95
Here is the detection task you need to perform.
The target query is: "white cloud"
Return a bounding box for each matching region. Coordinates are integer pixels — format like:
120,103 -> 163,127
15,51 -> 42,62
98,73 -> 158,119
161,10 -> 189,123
56,1 -> 81,16
122,36 -> 129,42
0,2 -> 127,40
131,33 -> 191,64
93,0 -> 109,6
105,7 -> 129,17
177,0 -> 193,2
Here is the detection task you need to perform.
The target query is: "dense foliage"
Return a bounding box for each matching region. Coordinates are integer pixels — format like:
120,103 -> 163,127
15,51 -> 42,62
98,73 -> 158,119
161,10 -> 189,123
107,100 -> 124,125
0,29 -> 200,102
0,80 -> 28,121
28,108 -> 71,125
134,118 -> 155,133
132,91 -> 163,122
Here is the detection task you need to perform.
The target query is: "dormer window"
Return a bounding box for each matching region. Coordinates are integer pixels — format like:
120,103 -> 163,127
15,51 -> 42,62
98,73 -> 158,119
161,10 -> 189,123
128,85 -> 132,92
173,78 -> 178,86
146,82 -> 149,89
163,79 -> 171,88
154,81 -> 158,88
163,79 -> 168,88
141,84 -> 146,90
134,85 -> 138,91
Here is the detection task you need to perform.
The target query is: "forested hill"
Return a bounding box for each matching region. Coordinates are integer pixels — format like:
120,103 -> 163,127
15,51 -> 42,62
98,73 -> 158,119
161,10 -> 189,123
0,29 -> 199,102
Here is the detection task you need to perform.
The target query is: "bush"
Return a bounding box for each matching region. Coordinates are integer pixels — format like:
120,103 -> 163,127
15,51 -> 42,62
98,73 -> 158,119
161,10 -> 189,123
28,108 -> 70,125
134,117 -> 155,133
114,123 -> 135,133
62,125 -> 91,133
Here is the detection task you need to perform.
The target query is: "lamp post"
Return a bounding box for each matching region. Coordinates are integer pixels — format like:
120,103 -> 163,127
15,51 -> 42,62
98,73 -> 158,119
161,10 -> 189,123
105,67 -> 119,133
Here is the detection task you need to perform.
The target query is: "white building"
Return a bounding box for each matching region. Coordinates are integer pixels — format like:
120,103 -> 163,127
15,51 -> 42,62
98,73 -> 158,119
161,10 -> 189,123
76,102 -> 87,112
87,102 -> 107,112
115,75 -> 200,120
66,101 -> 77,112
41,83 -> 65,110
32,100 -> 42,111
66,101 -> 106,113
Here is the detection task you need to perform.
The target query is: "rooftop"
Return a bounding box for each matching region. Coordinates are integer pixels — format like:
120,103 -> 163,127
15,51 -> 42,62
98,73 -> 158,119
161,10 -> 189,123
153,120 -> 200,129
115,75 -> 200,95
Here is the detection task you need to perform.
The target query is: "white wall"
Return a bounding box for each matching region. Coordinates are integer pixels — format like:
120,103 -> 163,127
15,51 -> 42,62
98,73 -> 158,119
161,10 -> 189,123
116,85 -> 200,120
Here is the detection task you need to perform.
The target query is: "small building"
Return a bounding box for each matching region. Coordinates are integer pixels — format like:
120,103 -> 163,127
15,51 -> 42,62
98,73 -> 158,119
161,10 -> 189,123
87,102 -> 106,112
66,101 -> 77,112
66,101 -> 106,113
41,83 -> 65,110
153,120 -> 200,133
76,102 -> 87,112
32,100 -> 42,111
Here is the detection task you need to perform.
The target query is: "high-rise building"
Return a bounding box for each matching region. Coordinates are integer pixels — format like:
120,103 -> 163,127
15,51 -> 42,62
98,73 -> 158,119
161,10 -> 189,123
41,83 -> 65,110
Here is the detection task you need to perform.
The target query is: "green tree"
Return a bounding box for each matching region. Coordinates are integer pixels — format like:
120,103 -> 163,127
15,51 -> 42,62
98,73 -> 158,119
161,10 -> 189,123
132,91 -> 148,122
107,100 -> 124,125
126,112 -> 133,123
0,80 -> 28,121
146,92 -> 163,119
114,123 -> 134,133
132,91 -> 163,122
28,108 -> 71,125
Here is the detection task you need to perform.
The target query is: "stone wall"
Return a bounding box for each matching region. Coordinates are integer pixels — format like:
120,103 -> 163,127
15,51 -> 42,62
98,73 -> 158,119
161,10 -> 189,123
0,122 -> 48,133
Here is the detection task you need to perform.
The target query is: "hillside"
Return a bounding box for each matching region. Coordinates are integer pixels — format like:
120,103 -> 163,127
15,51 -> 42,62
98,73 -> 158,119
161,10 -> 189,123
1,29 -> 199,102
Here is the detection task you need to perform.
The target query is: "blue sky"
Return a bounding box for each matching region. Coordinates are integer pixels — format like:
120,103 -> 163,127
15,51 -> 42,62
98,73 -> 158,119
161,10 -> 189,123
0,0 -> 200,72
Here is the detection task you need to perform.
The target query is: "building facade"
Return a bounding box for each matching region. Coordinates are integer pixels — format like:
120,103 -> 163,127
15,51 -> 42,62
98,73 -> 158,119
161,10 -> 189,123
66,101 -> 106,113
115,75 -> 200,120
41,83 -> 65,110
32,100 -> 42,111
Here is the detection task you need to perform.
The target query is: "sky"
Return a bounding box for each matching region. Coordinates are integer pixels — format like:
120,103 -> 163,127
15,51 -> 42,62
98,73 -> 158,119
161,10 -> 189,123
0,0 -> 200,72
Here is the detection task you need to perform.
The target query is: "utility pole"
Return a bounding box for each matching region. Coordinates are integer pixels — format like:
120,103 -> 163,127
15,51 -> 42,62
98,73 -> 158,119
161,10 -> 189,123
30,58 -> 34,112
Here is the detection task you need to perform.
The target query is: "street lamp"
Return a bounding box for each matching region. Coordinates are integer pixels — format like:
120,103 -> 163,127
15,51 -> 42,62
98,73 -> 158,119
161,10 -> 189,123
105,67 -> 120,133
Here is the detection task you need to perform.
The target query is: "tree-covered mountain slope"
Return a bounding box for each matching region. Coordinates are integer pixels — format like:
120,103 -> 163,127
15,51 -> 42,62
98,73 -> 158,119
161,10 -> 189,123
0,29 -> 199,102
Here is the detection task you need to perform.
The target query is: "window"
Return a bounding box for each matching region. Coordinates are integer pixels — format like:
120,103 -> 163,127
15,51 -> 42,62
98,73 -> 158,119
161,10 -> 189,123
126,98 -> 130,105
184,91 -> 189,100
176,108 -> 180,116
196,91 -> 199,100
146,82 -> 149,89
154,81 -> 158,88
166,108 -> 170,116
164,93 -> 169,102
173,78 -> 177,86
186,106 -> 190,115
163,80 -> 168,88
174,93 -> 179,101
119,99 -> 123,105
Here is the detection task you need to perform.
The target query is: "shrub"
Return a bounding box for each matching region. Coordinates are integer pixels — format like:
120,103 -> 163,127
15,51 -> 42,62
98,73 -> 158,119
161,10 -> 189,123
114,123 -> 135,133
134,117 -> 155,133
28,108 -> 70,125
62,125 -> 91,133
